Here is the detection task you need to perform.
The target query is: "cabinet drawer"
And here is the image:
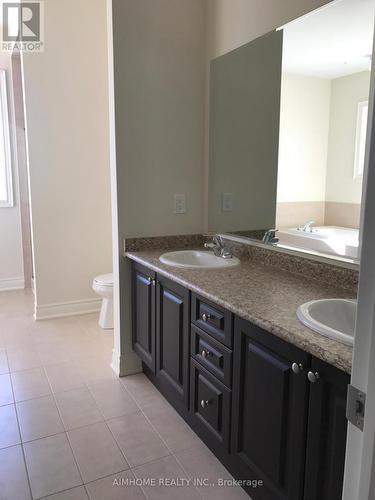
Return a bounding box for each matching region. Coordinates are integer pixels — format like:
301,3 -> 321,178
191,294 -> 233,348
191,325 -> 232,388
190,358 -> 231,451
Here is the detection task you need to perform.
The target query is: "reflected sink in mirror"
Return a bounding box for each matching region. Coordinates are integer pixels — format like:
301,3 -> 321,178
297,299 -> 356,345
159,250 -> 240,269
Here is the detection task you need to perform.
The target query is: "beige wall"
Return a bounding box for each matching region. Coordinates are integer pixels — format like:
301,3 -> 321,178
23,0 -> 112,315
112,0 -> 207,239
325,201 -> 361,228
277,73 -> 331,203
0,52 -> 24,290
276,201 -> 326,229
325,70 -> 371,204
276,71 -> 370,229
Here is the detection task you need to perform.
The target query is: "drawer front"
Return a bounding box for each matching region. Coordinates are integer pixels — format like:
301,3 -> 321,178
191,325 -> 232,388
190,358 -> 231,451
191,294 -> 233,348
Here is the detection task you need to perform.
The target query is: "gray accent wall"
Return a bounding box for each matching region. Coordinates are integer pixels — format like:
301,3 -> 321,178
208,30 -> 283,233
112,0 -> 207,239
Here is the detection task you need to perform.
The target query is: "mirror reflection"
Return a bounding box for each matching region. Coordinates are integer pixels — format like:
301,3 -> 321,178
208,0 -> 374,262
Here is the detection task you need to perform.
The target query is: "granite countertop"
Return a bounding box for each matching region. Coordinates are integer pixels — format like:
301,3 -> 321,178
126,249 -> 354,373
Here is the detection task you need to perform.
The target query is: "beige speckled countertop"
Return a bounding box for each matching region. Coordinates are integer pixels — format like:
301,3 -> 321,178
126,249 -> 354,373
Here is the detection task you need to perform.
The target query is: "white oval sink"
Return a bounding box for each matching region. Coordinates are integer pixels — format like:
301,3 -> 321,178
159,250 -> 240,269
297,299 -> 356,345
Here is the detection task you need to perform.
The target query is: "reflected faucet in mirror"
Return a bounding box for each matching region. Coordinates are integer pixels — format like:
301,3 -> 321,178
298,221 -> 316,232
262,229 -> 279,245
204,235 -> 233,259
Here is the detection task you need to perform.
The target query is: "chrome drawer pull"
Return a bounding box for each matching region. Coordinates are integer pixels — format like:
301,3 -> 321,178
201,350 -> 211,359
291,362 -> 304,374
307,371 -> 320,383
201,313 -> 211,322
200,400 -> 210,409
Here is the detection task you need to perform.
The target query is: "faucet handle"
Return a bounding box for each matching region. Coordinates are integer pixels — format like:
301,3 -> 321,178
212,234 -> 224,247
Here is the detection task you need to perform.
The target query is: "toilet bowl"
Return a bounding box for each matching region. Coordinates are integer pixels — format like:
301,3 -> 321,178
92,273 -> 114,329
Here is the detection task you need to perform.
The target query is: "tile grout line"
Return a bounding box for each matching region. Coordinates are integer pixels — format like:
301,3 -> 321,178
117,377 -> 205,499
1,313 -> 121,498
43,362 -> 87,494
7,355 -> 34,500
2,301 -> 205,499
119,377 -> 202,457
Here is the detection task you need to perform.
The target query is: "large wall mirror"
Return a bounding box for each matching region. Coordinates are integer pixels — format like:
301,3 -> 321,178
208,0 -> 374,263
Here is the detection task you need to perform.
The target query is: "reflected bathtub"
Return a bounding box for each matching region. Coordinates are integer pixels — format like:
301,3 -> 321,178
278,226 -> 359,259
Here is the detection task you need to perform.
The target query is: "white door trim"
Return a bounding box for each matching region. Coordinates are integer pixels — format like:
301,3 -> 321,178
342,18 -> 375,500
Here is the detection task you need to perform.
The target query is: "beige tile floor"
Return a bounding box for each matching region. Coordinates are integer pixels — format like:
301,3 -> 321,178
0,290 -> 250,500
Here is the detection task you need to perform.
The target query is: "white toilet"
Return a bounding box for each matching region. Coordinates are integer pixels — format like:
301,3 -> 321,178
92,273 -> 114,329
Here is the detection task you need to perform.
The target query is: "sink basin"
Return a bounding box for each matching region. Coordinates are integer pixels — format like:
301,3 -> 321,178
297,299 -> 356,345
159,250 -> 240,269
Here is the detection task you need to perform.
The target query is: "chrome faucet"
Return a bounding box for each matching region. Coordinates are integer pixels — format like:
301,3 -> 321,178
262,229 -> 279,245
204,235 -> 233,259
298,220 -> 315,232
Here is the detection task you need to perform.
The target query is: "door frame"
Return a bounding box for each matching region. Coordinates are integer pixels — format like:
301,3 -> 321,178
342,16 -> 375,500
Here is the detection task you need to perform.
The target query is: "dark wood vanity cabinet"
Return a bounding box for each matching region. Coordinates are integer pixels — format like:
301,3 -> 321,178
132,263 -> 190,412
231,317 -> 349,500
130,261 -> 350,500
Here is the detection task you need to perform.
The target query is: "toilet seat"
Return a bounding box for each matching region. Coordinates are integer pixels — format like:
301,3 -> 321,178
94,273 -> 113,287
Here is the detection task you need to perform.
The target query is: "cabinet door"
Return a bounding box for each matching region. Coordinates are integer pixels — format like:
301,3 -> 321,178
156,275 -> 190,412
304,358 -> 349,500
132,262 -> 156,372
232,318 -> 310,500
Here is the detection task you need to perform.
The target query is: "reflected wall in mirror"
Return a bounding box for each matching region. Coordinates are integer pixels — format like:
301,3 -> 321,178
207,0 -> 375,261
208,30 -> 283,240
276,0 -> 373,260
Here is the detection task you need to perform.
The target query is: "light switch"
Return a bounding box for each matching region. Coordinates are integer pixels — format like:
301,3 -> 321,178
222,192 -> 233,212
174,193 -> 186,214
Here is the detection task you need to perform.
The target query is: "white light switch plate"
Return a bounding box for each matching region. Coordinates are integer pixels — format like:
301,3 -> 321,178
174,193 -> 186,214
222,192 -> 233,212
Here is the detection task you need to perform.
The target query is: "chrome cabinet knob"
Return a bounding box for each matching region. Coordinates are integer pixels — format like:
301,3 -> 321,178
147,277 -> 156,285
202,313 -> 211,322
200,400 -> 210,409
307,371 -> 320,383
292,362 -> 303,374
201,350 -> 211,359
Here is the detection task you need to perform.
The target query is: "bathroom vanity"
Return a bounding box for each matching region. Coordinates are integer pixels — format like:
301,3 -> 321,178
126,246 -> 354,500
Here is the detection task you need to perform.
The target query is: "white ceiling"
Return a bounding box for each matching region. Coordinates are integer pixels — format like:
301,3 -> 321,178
282,0 -> 375,79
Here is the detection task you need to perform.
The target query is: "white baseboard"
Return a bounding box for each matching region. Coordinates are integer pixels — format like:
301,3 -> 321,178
34,298 -> 101,320
111,348 -> 142,377
0,277 -> 25,291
